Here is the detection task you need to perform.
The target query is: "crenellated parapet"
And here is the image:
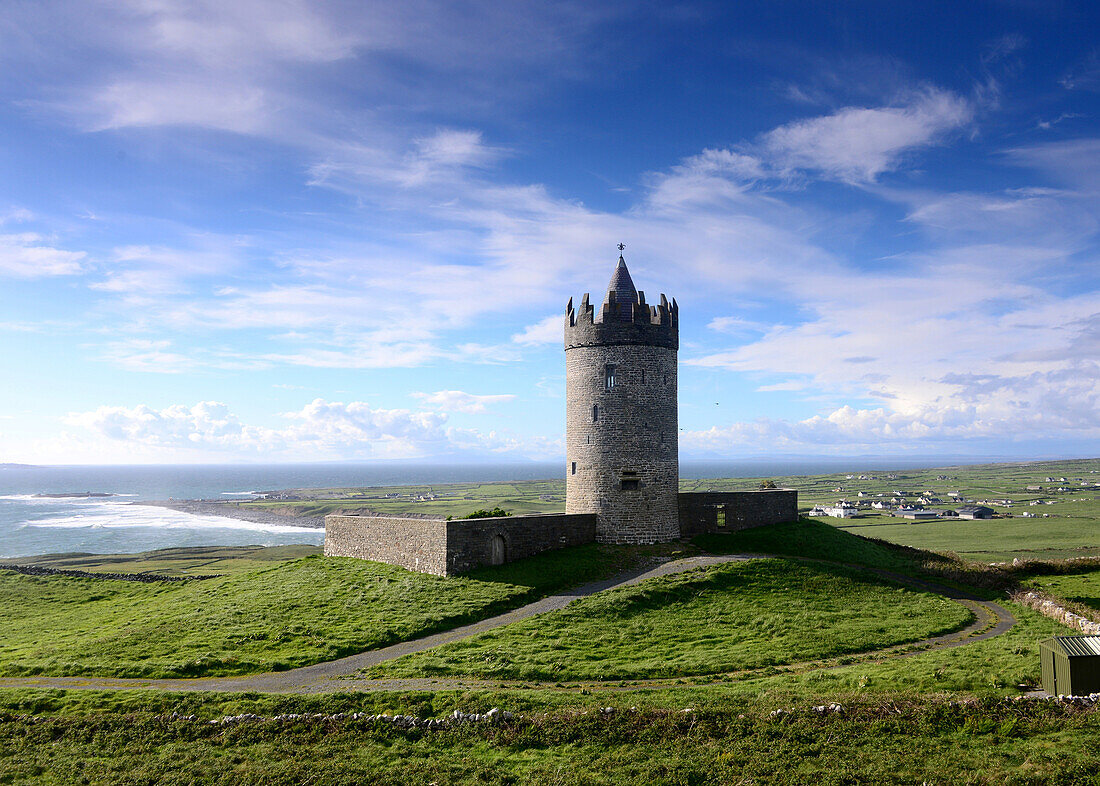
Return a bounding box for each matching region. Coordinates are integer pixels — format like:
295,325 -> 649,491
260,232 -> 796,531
564,259 -> 678,350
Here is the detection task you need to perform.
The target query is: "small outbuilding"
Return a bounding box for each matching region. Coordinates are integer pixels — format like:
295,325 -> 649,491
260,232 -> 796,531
899,509 -> 940,520
1039,636 -> 1100,696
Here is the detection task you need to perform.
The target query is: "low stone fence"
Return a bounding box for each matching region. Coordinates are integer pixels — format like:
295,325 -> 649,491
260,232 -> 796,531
1015,590 -> 1100,635
0,564 -> 220,582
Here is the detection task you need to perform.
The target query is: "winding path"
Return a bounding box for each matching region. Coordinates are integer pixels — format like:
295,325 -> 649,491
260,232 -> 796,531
0,554 -> 1015,694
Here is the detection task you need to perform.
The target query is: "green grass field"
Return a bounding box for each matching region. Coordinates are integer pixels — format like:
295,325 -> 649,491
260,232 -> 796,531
0,544 -> 641,678
4,458 -> 1100,783
370,558 -> 973,681
237,479 -> 568,520
1026,568 -> 1100,614
0,544 -> 323,577
2,694 -> 1099,785
834,506 -> 1100,563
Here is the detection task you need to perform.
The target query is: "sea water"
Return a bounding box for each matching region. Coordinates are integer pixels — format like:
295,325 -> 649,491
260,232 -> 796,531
0,458 -> 962,558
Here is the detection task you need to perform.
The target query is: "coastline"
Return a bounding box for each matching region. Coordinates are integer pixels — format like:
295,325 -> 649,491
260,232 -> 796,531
134,500 -> 325,529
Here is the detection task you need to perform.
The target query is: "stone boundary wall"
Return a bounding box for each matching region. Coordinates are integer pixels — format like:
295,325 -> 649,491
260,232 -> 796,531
1016,590 -> 1100,635
678,490 -> 798,536
324,515 -> 449,576
324,513 -> 597,576
0,564 -> 221,582
446,513 -> 597,574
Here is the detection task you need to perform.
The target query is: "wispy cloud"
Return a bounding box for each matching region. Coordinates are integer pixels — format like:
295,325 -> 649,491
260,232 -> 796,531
759,88 -> 972,183
411,389 -> 516,413
1060,50 -> 1100,92
0,233 -> 85,278
65,397 -> 552,460
511,315 -> 561,346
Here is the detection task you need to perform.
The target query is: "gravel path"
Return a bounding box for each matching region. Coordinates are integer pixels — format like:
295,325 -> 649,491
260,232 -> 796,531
0,554 -> 1015,694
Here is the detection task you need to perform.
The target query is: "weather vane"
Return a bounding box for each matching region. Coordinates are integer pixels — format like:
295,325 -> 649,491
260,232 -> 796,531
617,242 -> 625,252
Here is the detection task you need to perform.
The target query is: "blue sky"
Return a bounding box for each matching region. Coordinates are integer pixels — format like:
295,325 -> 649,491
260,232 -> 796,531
1,0 -> 1099,464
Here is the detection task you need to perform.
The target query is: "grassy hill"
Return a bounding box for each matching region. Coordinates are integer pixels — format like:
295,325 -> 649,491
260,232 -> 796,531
370,558 -> 972,681
0,543 -> 642,678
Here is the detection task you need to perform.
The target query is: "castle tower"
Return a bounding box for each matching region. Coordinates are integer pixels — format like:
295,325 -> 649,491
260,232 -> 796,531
564,253 -> 679,543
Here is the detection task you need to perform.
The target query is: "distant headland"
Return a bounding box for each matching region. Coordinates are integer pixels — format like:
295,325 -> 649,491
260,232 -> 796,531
32,491 -> 116,499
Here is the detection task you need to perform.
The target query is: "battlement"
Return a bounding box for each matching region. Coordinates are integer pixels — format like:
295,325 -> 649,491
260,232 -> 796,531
564,256 -> 678,350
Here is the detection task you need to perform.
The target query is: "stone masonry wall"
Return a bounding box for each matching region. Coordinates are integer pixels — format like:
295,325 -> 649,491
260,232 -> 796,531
325,513 -> 597,576
565,343 -> 679,544
445,513 -> 597,574
678,490 -> 798,537
324,515 -> 449,575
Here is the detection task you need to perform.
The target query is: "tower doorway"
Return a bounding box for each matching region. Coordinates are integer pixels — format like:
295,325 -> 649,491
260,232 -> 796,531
490,535 -> 506,565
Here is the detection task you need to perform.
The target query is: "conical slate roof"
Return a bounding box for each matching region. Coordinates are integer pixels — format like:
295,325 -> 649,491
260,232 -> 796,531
605,256 -> 638,304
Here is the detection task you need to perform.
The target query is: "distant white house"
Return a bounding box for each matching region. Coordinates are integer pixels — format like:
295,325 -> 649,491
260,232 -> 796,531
822,505 -> 859,518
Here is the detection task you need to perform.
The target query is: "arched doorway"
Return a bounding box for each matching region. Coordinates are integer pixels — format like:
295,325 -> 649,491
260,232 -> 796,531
490,534 -> 506,566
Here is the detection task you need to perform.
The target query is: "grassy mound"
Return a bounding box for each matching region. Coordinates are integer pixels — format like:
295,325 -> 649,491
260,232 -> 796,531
693,517 -> 927,572
0,544 -> 628,679
371,558 -> 973,681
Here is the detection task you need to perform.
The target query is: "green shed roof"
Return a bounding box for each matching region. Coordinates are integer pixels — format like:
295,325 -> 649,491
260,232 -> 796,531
1047,636 -> 1100,657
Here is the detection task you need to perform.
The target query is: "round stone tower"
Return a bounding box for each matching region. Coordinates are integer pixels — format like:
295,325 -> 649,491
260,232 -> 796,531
564,254 -> 679,543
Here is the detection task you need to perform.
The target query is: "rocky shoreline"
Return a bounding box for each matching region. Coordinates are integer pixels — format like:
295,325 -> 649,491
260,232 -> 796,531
134,500 -> 325,529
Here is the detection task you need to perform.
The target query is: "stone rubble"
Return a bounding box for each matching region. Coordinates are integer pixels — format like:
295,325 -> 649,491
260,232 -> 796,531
149,708 -> 522,729
5,697 -> 1100,729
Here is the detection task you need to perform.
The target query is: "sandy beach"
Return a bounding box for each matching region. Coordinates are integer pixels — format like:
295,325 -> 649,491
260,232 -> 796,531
135,500 -> 325,529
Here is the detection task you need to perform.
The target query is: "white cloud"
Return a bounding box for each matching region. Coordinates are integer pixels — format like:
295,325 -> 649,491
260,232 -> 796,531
511,314 -> 562,346
760,88 -> 972,183
0,233 -> 85,278
8,0 -> 622,139
1004,139 -> 1100,192
1060,51 -> 1100,92
682,368 -> 1100,456
0,208 -> 35,225
90,242 -> 245,296
98,339 -> 196,374
707,316 -> 771,335
99,338 -> 272,374
411,390 -> 516,413
64,398 -> 552,460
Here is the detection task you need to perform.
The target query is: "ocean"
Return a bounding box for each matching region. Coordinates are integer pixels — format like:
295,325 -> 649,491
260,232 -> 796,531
0,458 -> 964,558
